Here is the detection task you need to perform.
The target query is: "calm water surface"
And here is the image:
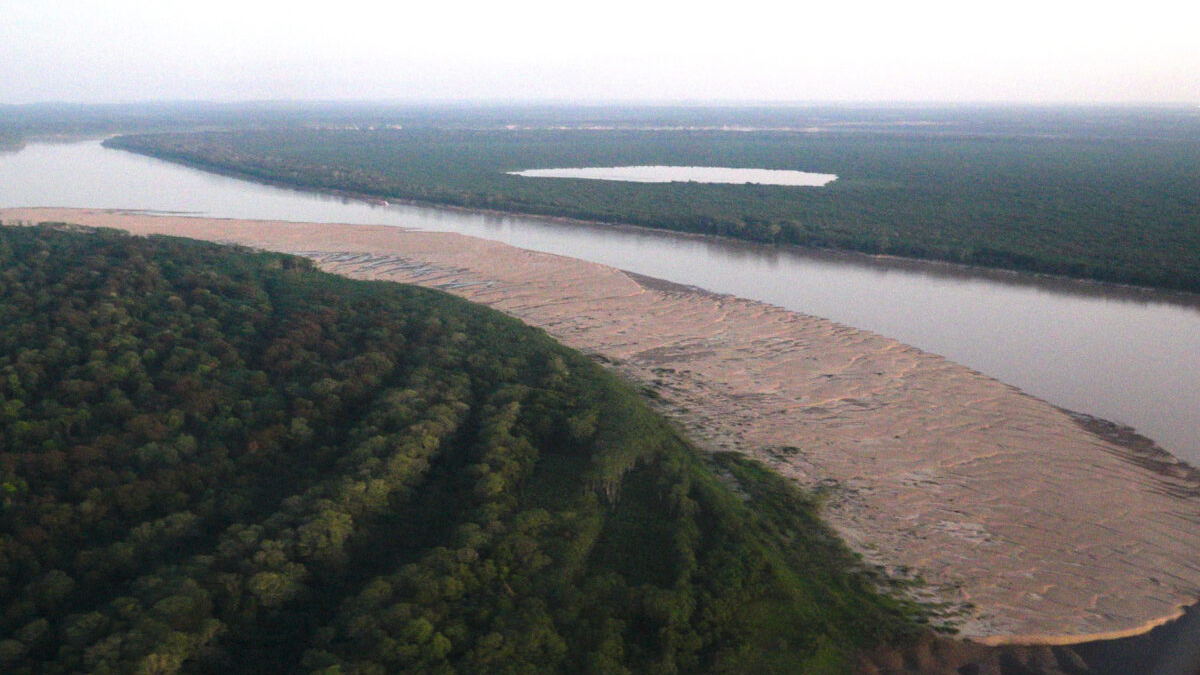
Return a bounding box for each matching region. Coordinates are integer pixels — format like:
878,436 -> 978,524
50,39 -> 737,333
508,165 -> 838,186
3,141 -> 1199,464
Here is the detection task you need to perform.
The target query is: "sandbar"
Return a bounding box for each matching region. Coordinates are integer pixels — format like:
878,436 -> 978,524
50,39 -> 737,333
4,207 -> 1200,644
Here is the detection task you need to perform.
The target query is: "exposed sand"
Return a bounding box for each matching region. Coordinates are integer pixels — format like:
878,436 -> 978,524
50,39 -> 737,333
6,207 -> 1200,644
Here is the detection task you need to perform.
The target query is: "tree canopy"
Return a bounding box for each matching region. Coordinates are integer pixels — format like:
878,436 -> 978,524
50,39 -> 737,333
0,223 -> 923,674
106,122 -> 1200,293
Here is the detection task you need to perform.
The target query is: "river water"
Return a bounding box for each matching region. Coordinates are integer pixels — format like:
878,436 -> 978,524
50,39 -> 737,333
3,140 -> 1199,465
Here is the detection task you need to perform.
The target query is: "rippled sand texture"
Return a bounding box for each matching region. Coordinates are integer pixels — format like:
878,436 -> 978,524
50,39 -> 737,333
6,208 -> 1200,644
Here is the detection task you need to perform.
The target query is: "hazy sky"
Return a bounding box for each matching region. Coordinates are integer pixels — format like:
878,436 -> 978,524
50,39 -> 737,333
3,0 -> 1198,104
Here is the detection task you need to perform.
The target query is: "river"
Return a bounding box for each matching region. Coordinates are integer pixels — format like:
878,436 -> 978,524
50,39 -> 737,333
3,139 -> 1199,465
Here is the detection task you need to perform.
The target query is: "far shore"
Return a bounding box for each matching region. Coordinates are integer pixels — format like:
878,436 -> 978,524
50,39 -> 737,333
99,139 -> 1200,309
5,207 -> 1200,647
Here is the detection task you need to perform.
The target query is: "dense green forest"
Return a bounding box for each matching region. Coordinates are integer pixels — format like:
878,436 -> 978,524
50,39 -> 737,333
0,223 -> 933,674
105,120 -> 1200,292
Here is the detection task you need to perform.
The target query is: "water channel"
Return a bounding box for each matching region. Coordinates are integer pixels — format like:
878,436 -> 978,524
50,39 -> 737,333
3,139 -> 1198,465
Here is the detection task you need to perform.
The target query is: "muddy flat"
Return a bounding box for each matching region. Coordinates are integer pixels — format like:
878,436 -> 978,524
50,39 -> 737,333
5,207 -> 1199,644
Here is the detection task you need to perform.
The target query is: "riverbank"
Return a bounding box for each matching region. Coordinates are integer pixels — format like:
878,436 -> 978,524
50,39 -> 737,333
102,125 -> 1200,295
5,207 -> 1200,647
100,139 -> 1200,308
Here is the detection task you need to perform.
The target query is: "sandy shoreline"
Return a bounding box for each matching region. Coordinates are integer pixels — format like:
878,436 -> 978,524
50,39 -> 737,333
5,207 -> 1200,644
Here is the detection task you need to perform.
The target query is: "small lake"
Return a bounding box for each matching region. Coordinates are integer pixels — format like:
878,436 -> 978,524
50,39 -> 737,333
2,140 -> 1199,465
508,165 -> 838,186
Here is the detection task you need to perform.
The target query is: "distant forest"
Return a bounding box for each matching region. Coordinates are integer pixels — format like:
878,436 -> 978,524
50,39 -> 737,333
0,223 -> 927,674
105,117 -> 1200,293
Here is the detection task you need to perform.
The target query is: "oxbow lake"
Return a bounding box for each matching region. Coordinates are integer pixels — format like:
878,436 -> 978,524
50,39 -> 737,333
2,140 -> 1199,464
507,165 -> 839,186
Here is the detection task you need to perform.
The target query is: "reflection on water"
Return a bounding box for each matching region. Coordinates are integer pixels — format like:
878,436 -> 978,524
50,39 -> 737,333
2,140 -> 1198,464
508,165 -> 838,186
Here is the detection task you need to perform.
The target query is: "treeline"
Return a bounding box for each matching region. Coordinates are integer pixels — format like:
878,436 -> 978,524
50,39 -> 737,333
105,125 -> 1200,293
0,223 -> 926,674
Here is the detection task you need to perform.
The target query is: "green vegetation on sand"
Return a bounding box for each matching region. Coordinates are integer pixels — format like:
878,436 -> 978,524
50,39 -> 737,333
0,223 -> 923,674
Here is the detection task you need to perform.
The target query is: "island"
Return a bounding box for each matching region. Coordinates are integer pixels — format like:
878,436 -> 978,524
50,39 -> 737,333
6,207 -> 1198,655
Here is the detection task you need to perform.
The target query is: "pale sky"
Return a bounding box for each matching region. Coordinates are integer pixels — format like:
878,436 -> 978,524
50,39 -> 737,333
3,0 -> 1198,104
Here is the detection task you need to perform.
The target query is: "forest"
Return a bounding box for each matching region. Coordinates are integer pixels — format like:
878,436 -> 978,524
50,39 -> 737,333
0,223 -> 933,674
103,117 -> 1200,293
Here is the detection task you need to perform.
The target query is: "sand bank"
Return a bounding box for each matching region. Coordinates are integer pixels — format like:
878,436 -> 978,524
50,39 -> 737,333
5,207 -> 1200,643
